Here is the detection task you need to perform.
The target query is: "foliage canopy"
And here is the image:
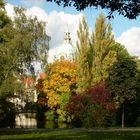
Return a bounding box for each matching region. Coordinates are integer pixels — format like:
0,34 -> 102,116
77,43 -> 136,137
46,0 -> 140,19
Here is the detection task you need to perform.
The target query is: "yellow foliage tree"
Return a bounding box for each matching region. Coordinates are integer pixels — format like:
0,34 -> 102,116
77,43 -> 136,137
42,59 -> 77,110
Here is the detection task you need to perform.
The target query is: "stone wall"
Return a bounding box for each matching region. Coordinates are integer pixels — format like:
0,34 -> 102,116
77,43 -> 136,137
15,113 -> 37,128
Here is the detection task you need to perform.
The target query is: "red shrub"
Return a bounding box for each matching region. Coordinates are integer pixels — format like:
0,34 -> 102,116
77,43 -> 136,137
86,82 -> 116,111
66,82 -> 116,127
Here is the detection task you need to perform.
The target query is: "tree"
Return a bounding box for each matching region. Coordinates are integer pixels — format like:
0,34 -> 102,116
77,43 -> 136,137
0,0 -> 49,127
0,5 -> 48,91
42,59 -> 77,109
66,82 -> 116,127
76,17 -> 93,92
111,43 -> 130,60
107,44 -> 139,128
107,57 -> 138,128
13,7 -> 49,74
36,59 -> 77,127
137,58 -> 140,71
0,0 -> 18,127
76,14 -> 116,92
46,0 -> 140,19
91,14 -> 117,85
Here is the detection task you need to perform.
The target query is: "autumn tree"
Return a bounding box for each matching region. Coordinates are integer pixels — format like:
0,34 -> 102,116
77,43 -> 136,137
37,59 -> 77,127
66,82 -> 116,127
43,60 -> 77,109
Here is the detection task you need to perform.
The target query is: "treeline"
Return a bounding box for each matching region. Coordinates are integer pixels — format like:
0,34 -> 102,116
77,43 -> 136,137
0,0 -> 140,128
37,15 -> 140,128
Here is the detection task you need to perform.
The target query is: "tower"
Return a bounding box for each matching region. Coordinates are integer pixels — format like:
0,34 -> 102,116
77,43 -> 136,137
64,32 -> 71,44
56,32 -> 75,61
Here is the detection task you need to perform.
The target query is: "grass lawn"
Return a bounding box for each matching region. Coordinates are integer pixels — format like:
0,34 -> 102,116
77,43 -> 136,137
0,128 -> 140,140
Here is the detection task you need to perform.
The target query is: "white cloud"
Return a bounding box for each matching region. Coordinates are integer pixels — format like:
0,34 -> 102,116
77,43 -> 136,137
21,0 -> 46,7
26,7 -> 83,62
5,3 -> 15,19
117,27 -> 140,56
7,3 -> 140,61
46,11 -> 83,48
5,3 -> 83,63
26,6 -> 48,22
47,11 -> 83,62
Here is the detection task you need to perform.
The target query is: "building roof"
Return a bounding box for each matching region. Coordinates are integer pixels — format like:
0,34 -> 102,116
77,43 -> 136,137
55,32 -> 76,61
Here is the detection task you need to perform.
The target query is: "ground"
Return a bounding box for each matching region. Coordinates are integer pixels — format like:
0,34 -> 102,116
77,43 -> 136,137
0,128 -> 140,140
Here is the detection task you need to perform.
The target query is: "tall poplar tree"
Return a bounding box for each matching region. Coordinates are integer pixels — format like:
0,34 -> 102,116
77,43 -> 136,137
91,14 -> 117,85
76,17 -> 93,92
76,14 -> 117,92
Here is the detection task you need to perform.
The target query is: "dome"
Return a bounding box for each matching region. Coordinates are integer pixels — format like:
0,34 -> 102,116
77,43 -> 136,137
56,42 -> 75,60
55,32 -> 76,61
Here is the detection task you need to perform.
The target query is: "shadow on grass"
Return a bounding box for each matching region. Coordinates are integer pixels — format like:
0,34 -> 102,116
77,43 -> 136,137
0,128 -> 140,140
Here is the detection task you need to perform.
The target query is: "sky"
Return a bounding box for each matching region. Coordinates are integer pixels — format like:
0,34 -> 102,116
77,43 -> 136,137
5,0 -> 140,63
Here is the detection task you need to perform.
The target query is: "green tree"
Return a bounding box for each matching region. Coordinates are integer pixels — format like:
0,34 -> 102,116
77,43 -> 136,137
111,43 -> 130,59
76,17 -> 93,92
107,57 -> 138,128
0,1 -> 49,127
13,7 -> 49,111
137,58 -> 140,71
13,7 -> 49,73
0,0 -> 17,127
107,44 -> 139,128
46,0 -> 140,19
91,14 -> 117,85
76,14 -> 117,92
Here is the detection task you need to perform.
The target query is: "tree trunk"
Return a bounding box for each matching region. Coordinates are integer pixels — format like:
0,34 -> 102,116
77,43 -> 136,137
122,105 -> 124,128
53,111 -> 58,128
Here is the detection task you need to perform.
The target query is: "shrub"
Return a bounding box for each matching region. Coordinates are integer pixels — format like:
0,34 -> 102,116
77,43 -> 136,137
66,82 -> 116,127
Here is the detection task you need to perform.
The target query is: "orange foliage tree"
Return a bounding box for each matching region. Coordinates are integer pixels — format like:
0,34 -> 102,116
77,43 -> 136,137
37,59 -> 77,124
43,60 -> 77,109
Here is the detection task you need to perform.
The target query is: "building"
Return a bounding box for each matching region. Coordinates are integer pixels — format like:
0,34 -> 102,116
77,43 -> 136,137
55,32 -> 76,61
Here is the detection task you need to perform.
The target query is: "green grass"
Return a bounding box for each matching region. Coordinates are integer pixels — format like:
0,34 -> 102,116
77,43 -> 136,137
0,128 -> 140,140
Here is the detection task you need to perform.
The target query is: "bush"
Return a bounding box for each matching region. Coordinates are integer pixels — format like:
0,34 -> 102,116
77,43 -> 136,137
66,82 -> 116,127
0,99 -> 15,128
